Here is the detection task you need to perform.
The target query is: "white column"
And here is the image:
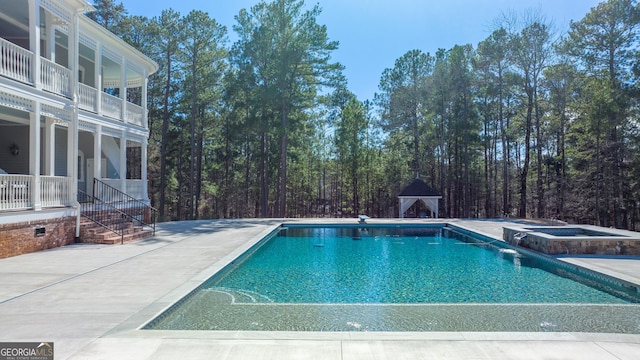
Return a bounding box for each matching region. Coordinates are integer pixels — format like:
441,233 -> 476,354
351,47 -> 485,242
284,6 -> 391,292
120,59 -> 127,120
67,26 -> 74,79
71,11 -> 80,185
72,11 -> 81,238
141,139 -> 148,201
28,0 -> 41,88
44,118 -> 55,175
434,200 -> 439,219
30,101 -> 42,210
94,124 -> 102,183
142,70 -> 148,129
120,132 -> 127,194
67,122 -> 75,182
96,48 -> 102,114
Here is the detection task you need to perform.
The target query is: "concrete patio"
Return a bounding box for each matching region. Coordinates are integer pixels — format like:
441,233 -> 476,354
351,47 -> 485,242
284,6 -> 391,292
1,219 -> 639,359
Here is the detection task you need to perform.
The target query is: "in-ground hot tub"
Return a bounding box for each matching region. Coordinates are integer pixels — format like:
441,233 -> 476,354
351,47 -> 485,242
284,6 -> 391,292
503,225 -> 640,255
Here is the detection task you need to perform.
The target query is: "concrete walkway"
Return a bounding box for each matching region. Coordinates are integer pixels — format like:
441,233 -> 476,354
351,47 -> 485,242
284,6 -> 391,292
0,219 -> 639,360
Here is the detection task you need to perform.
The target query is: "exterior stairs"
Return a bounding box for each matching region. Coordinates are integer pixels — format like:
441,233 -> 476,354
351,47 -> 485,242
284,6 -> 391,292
78,179 -> 157,245
79,211 -> 153,244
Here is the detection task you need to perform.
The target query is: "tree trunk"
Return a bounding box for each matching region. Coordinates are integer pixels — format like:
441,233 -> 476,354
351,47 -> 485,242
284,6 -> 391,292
519,90 -> 533,218
260,127 -> 269,218
278,107 -> 288,218
159,52 -> 172,219
535,87 -> 544,219
194,105 -> 205,219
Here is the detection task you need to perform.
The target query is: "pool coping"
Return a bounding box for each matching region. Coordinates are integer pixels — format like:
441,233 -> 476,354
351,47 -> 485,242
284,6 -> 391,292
115,220 -> 640,339
109,223 -> 284,336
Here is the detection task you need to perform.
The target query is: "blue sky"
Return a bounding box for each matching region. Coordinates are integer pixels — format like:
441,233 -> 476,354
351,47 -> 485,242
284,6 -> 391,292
121,0 -> 602,102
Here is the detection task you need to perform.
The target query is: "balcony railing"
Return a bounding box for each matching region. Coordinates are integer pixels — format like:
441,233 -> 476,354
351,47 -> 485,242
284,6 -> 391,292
41,58 -> 72,98
126,103 -> 144,127
78,83 -> 98,112
0,175 -> 32,210
1,39 -> 148,128
0,38 -> 33,84
40,176 -> 74,207
101,92 -> 123,119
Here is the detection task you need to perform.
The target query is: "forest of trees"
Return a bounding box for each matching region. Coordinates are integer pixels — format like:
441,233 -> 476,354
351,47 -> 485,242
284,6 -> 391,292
88,0 -> 640,230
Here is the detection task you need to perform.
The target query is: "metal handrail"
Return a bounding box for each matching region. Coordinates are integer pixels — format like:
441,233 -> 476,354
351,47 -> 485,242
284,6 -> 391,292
94,178 -> 157,235
78,190 -> 126,244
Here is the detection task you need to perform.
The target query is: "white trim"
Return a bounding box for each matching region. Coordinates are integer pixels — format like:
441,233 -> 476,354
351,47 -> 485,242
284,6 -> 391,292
102,127 -> 122,138
79,32 -> 97,50
78,119 -> 96,132
41,103 -> 72,121
0,208 -> 77,225
0,91 -> 33,112
126,136 -> 145,145
102,46 -> 122,64
41,0 -> 72,24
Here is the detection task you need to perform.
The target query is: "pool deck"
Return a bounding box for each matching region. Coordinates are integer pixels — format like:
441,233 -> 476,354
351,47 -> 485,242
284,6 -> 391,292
0,218 -> 639,360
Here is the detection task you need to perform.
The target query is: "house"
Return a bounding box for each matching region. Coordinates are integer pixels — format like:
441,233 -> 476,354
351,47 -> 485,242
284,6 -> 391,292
0,0 -> 158,258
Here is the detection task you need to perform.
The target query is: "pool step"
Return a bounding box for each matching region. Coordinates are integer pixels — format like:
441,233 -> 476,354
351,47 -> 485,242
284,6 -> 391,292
205,287 -> 274,304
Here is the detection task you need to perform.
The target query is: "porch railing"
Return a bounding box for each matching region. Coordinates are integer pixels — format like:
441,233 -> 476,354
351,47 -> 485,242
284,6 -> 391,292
40,176 -> 74,208
101,92 -> 123,119
99,179 -> 146,200
41,58 -> 72,98
0,38 -> 33,84
0,175 -> 32,210
124,179 -> 145,199
78,83 -> 98,112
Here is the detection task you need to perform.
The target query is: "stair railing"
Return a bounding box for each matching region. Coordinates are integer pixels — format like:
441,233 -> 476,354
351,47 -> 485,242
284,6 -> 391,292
78,190 -> 127,244
93,178 -> 157,235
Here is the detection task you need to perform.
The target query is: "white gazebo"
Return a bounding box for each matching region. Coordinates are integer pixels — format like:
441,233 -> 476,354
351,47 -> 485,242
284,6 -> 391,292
398,178 -> 442,218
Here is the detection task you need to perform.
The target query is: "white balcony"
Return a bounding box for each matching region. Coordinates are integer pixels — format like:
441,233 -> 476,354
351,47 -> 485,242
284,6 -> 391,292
1,38 -> 148,129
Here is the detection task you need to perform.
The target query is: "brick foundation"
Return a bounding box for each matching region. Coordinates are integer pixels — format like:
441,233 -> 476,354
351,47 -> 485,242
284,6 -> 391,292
0,217 -> 76,259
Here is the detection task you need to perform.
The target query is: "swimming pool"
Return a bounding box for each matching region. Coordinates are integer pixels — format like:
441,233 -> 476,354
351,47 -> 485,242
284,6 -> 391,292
145,224 -> 640,332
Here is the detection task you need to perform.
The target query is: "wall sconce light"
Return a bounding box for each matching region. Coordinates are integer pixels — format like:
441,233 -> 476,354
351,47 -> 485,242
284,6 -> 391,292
9,143 -> 19,156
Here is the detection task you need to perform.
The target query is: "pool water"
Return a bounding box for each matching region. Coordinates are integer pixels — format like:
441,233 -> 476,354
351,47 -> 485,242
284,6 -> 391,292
210,227 -> 631,304
145,226 -> 640,332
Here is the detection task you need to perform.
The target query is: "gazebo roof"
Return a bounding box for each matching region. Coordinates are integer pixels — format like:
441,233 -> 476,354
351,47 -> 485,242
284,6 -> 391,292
398,178 -> 441,197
